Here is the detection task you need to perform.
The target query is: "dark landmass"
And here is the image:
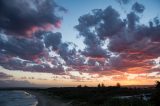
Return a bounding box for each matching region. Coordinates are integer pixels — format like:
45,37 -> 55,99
0,83 -> 159,106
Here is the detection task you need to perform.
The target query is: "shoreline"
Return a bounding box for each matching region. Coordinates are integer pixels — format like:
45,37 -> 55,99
27,90 -> 71,106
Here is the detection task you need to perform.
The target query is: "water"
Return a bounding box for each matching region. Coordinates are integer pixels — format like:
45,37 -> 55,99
0,90 -> 38,106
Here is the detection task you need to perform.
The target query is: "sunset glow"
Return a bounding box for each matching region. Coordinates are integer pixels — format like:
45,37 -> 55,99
0,0 -> 160,87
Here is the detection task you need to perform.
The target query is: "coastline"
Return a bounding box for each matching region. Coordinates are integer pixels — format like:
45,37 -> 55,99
27,90 -> 71,106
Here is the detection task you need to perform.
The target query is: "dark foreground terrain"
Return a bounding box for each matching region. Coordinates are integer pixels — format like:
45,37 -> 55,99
1,82 -> 160,106
38,86 -> 154,106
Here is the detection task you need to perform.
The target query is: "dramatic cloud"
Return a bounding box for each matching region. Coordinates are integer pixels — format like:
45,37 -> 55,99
0,0 -> 160,82
75,7 -> 120,59
132,2 -> 145,13
127,12 -> 139,30
43,32 -> 62,50
75,2 -> 160,75
74,6 -> 125,73
0,0 -> 66,37
0,34 -> 44,60
0,0 -> 69,74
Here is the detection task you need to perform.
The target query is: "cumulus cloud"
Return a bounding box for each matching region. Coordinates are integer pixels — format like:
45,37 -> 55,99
74,2 -> 160,75
0,0 -> 160,79
132,2 -> 145,13
127,12 -> 139,30
0,0 -> 66,37
0,0 -> 70,74
75,6 -> 124,59
44,32 -> 62,50
0,34 -> 44,60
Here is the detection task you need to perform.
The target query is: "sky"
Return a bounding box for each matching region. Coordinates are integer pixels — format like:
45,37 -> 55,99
0,0 -> 160,87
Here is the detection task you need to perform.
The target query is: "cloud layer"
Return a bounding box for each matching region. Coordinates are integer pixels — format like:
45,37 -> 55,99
0,0 -> 66,36
0,0 -> 160,81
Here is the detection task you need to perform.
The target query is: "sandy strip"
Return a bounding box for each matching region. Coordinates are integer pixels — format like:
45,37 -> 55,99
27,91 -> 71,106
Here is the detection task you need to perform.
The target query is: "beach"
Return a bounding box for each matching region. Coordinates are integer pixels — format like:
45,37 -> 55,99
28,91 -> 71,106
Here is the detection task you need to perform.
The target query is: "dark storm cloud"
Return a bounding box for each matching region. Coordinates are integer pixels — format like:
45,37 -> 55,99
148,18 -> 160,41
74,5 -> 127,72
75,9 -> 102,37
0,34 -> 44,60
0,31 -> 79,74
25,63 -> 65,74
107,18 -> 160,72
0,0 -> 160,77
0,56 -> 66,74
98,6 -> 125,38
82,46 -> 107,58
0,0 -> 65,36
107,19 -> 160,73
75,6 -> 125,38
74,2 -> 160,74
0,31 -> 67,74
81,32 -> 108,58
132,2 -> 145,13
75,6 -> 123,58
42,31 -> 62,50
127,12 -> 139,30
34,30 -> 62,50
0,0 -> 69,74
59,42 -> 77,64
153,17 -> 160,26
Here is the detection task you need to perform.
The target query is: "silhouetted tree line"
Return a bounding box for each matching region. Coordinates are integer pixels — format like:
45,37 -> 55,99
77,82 -> 121,88
97,83 -> 105,88
151,81 -> 160,106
